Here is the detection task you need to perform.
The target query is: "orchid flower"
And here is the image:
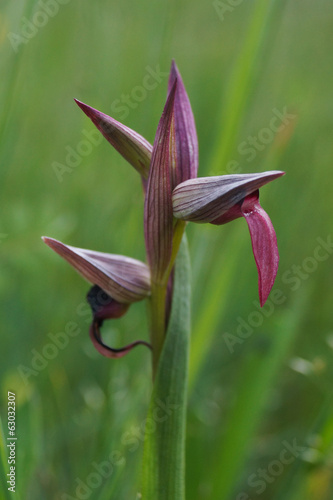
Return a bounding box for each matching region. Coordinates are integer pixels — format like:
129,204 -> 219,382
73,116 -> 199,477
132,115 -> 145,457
42,237 -> 151,357
43,60 -> 283,369
43,60 -> 286,500
172,171 -> 285,306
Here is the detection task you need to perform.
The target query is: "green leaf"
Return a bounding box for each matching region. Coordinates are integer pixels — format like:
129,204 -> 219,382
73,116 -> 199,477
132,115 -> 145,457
141,235 -> 191,500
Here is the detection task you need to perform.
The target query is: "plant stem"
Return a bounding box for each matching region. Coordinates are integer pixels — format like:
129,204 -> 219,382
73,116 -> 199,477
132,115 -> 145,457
150,220 -> 186,378
150,283 -> 168,379
142,236 -> 191,500
164,220 -> 186,281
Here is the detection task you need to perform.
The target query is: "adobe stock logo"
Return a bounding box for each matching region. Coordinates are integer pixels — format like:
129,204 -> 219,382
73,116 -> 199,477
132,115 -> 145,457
61,397 -> 180,499
17,321 -> 82,384
210,107 -> 296,177
17,297 -> 95,385
52,64 -> 167,182
223,235 -> 333,353
236,439 -> 309,500
61,453 -> 125,500
110,65 -> 169,120
213,0 -> 245,22
52,128 -> 102,182
7,0 -> 71,53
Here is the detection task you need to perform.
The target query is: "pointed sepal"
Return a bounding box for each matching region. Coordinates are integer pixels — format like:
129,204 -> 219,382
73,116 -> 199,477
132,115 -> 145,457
173,171 -> 284,306
75,99 -> 152,178
144,81 -> 177,283
42,237 -> 151,303
172,171 -> 284,223
168,61 -> 198,186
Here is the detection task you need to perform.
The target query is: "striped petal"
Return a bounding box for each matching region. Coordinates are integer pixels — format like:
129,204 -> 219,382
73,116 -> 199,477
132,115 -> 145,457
173,171 -> 284,306
168,60 -> 198,186
172,171 -> 284,223
42,237 -> 151,303
75,99 -> 152,179
144,81 -> 177,283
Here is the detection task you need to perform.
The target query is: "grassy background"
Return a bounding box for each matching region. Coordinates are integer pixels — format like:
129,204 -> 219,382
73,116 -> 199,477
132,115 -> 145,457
1,0 -> 333,498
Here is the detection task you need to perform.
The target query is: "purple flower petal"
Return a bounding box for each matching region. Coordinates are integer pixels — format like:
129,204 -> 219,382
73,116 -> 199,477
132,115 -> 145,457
144,81 -> 177,283
42,237 -> 151,303
241,193 -> 279,307
75,99 -> 152,178
173,171 -> 284,223
168,61 -> 198,186
172,171 -> 284,306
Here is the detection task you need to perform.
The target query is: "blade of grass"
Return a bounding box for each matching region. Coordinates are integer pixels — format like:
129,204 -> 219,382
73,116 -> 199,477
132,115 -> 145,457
141,235 -> 190,500
188,226 -> 243,392
0,1 -> 36,164
189,0 -> 290,403
210,0 -> 288,172
212,288 -> 309,499
273,394 -> 333,500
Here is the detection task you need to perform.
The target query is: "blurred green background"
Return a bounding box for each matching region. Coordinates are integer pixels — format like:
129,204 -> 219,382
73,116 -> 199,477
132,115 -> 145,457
1,0 -> 333,499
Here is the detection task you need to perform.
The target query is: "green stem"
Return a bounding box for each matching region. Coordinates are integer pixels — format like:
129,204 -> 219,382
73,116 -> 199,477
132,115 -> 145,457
164,220 -> 186,281
150,220 -> 187,378
150,283 -> 168,379
142,236 -> 191,500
